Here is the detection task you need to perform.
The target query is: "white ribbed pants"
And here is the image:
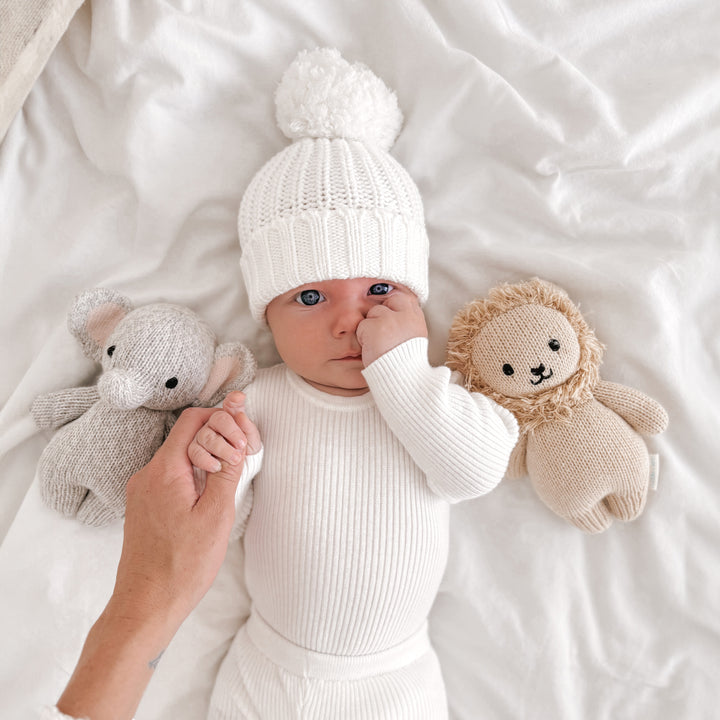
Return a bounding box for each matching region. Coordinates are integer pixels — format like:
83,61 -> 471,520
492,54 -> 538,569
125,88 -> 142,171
207,611 -> 448,720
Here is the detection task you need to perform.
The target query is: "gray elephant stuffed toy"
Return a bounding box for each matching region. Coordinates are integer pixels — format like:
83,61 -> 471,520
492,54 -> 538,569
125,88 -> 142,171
31,288 -> 257,526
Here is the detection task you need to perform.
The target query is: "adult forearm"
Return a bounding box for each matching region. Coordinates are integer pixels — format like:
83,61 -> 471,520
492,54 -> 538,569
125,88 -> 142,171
54,407 -> 248,719
56,597 -> 177,720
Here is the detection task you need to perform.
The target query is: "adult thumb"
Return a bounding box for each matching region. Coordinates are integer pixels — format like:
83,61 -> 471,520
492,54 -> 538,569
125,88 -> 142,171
196,453 -> 245,519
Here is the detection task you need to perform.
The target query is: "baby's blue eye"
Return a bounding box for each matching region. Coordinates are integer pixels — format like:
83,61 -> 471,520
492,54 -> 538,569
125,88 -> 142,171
369,283 -> 393,296
296,289 -> 325,306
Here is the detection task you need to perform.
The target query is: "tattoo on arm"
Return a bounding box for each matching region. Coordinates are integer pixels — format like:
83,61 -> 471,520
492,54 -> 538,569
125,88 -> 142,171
148,649 -> 165,670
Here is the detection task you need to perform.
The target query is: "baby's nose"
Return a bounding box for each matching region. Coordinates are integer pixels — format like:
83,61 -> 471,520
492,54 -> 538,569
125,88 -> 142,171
332,302 -> 368,336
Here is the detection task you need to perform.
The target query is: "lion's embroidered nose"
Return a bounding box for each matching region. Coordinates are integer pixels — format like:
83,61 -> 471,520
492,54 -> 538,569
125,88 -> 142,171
530,364 -> 554,386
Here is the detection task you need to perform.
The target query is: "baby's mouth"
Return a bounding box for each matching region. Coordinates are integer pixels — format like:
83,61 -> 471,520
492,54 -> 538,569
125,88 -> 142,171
530,368 -> 553,386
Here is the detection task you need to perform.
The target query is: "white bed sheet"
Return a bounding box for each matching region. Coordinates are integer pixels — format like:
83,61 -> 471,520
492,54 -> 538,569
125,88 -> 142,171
1,1 -> 719,718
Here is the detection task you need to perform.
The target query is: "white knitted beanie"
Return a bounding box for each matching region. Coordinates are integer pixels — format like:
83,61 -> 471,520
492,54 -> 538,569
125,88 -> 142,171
239,48 -> 429,322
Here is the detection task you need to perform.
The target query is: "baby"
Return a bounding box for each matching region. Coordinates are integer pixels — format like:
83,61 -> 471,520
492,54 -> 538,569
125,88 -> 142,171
190,48 -> 518,719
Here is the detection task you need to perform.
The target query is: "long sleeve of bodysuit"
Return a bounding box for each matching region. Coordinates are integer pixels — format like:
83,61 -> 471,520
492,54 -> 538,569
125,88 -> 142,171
362,337 -> 519,503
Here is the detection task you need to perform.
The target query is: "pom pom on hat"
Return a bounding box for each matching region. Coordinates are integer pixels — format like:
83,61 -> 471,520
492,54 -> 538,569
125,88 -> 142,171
275,47 -> 403,151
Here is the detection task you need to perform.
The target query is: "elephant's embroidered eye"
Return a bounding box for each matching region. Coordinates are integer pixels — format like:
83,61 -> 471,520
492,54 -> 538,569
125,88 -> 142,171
165,377 -> 178,389
107,345 -> 115,357
502,363 -> 514,376
549,339 -> 561,351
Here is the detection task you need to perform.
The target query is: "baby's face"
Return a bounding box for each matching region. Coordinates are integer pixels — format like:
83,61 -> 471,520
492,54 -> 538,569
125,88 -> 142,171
266,277 -> 414,396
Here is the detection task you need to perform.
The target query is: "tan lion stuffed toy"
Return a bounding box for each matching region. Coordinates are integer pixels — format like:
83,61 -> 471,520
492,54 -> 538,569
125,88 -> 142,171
446,278 -> 669,533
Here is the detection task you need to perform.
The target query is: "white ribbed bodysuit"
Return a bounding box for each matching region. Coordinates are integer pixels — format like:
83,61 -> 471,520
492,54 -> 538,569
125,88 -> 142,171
208,338 -> 518,719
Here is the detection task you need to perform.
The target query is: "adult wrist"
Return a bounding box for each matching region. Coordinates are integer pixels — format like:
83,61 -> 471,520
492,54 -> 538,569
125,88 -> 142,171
104,585 -> 184,649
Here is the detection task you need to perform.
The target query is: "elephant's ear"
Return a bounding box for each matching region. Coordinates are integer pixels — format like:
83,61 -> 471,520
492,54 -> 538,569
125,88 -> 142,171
68,288 -> 134,362
194,343 -> 257,408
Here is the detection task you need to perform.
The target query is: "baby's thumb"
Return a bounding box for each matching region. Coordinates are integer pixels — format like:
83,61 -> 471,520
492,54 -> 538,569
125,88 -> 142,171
223,392 -> 261,455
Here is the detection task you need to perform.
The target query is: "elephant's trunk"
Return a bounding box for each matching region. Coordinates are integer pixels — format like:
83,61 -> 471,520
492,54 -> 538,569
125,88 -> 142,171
98,370 -> 153,410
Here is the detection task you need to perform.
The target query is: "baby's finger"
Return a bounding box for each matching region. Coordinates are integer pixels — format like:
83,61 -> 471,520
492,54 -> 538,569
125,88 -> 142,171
206,410 -> 248,451
355,316 -> 373,347
382,292 -> 417,312
364,303 -> 391,321
223,391 -> 246,414
188,440 -> 223,474
222,394 -> 261,454
193,424 -> 246,467
234,412 -> 262,454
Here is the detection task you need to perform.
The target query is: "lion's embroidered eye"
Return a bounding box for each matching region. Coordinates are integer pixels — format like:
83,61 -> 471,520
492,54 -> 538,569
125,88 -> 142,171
502,363 -> 514,376
107,345 -> 116,357
549,339 -> 560,351
165,377 -> 178,389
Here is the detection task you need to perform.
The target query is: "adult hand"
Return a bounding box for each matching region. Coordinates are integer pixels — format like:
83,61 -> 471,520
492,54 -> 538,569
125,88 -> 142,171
56,406 -> 248,720
357,291 -> 428,367
113,405 -> 247,631
188,391 -> 262,474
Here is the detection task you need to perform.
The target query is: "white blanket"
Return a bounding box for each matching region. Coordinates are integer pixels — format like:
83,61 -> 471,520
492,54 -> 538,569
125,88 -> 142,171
1,1 -> 718,718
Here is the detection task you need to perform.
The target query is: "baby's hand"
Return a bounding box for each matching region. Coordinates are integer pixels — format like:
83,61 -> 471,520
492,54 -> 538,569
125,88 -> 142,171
188,392 -> 261,474
357,292 -> 427,367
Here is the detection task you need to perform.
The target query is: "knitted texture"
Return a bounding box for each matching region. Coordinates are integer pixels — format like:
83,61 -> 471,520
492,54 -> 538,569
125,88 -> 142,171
32,288 -> 256,526
447,278 -> 669,533
238,48 -> 429,322
209,614 -> 447,719
210,338 -> 516,713
0,0 -> 55,84
32,386 -> 100,428
447,278 -> 603,430
241,361 -> 449,656
239,341 -> 515,655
